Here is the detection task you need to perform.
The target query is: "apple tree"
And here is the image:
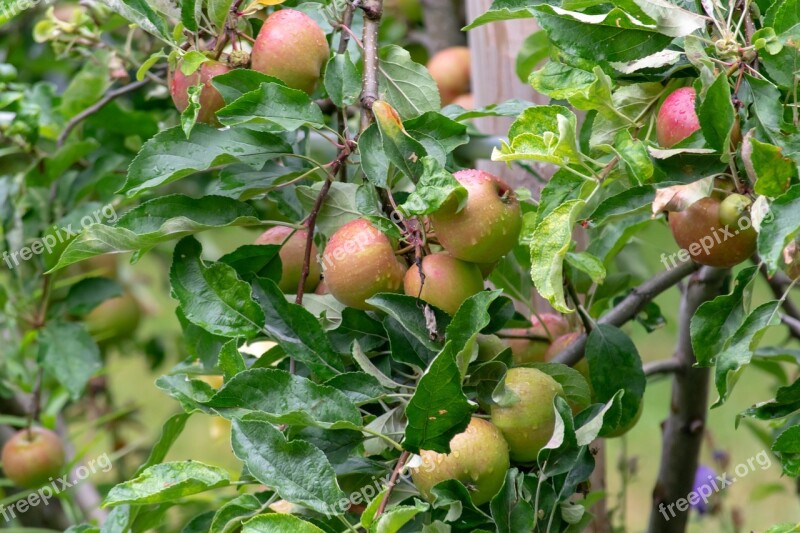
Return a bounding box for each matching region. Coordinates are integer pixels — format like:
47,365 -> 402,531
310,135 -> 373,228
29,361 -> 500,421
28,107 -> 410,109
0,0 -> 799,532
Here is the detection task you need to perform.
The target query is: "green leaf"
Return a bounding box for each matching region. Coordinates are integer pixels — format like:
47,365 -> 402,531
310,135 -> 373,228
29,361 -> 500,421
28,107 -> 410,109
698,73 -> 735,154
231,418 -> 345,514
296,182 -> 362,237
378,45 -> 441,118
180,0 -> 198,32
749,137 -> 797,197
136,413 -> 191,476
527,362 -> 592,414
121,125 -> 292,196
38,322 -> 101,400
530,199 -> 585,313
758,184 -> 800,274
691,267 -> 758,367
371,100 -> 427,181
532,4 -> 674,63
495,105 -> 582,166
325,53 -> 361,108
203,368 -> 361,428
587,185 -> 654,226
105,0 -> 172,41
517,30 -> 551,82
51,195 -> 262,271
180,83 -> 202,138
59,52 -> 111,118
740,379 -> 800,422
400,157 -> 467,216
251,278 -> 345,380
366,293 -> 450,352
585,325 -> 645,433
218,340 -> 246,381
404,342 -> 472,454
213,70 -> 287,103
66,277 -> 123,316
464,0 -> 538,30
217,82 -> 325,131
242,514 -> 325,532
104,462 -> 229,506
565,251 -> 606,284
208,0 -> 234,32
209,493 -> 264,533
403,111 -> 469,163
489,468 -> 535,533
772,425 -> 800,476
713,301 -> 782,406
170,237 -> 266,338
607,129 -> 653,184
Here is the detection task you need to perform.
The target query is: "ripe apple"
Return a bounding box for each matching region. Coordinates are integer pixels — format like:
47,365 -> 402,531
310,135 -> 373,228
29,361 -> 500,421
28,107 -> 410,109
427,47 -> 471,105
507,313 -> 571,366
403,253 -> 484,315
476,334 -> 508,362
169,60 -> 231,125
411,417 -> 509,505
656,87 -> 700,148
430,169 -> 522,263
544,331 -> 590,378
251,9 -> 330,94
452,93 -> 474,110
490,367 -> 564,463
668,195 -> 756,268
256,226 -> 320,293
85,291 -> 141,344
1,428 -> 65,488
322,218 -> 407,310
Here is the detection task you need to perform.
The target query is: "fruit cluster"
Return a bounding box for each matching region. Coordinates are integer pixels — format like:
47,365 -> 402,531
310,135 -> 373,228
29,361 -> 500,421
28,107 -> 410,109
257,168 -> 523,315
656,86 -> 758,268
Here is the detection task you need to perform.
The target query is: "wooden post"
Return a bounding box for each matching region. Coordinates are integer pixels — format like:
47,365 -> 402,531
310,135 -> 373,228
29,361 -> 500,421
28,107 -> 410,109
465,0 -> 550,191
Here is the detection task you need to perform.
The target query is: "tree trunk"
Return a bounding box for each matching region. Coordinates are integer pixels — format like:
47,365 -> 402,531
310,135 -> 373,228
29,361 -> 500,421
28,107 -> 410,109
421,0 -> 466,53
648,267 -> 728,532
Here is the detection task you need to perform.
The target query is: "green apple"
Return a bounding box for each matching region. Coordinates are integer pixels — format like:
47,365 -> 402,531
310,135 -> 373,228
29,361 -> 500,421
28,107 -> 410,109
85,291 -> 141,344
491,367 -> 564,463
411,417 -> 510,505
403,253 -> 484,315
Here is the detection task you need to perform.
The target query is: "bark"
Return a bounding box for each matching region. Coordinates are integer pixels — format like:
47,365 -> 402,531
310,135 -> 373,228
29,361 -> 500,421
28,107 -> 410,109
647,267 -> 728,533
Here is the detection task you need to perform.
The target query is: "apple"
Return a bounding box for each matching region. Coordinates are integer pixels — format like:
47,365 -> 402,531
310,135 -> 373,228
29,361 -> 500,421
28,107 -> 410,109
411,417 -> 509,505
507,313 -> 571,366
604,402 -> 643,438
476,334 -> 508,362
1,428 -> 65,488
256,226 -> 320,293
490,367 -> 564,463
544,331 -> 589,377
430,169 -> 522,263
314,279 -> 329,295
656,87 -> 700,148
322,218 -> 407,310
251,9 -> 330,94
403,253 -> 484,315
427,47 -> 471,105
452,93 -> 474,110
169,60 -> 231,125
668,195 -> 756,268
85,291 -> 141,344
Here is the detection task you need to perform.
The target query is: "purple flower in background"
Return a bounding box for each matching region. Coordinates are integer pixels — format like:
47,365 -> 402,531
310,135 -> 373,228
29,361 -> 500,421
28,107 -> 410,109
691,464 -> 717,514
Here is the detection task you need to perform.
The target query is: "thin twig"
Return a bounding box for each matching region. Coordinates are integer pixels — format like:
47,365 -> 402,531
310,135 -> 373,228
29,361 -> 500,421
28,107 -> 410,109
553,260 -> 701,367
643,358 -> 685,377
754,255 -> 800,339
375,450 -> 410,518
566,277 -> 594,333
57,79 -> 150,148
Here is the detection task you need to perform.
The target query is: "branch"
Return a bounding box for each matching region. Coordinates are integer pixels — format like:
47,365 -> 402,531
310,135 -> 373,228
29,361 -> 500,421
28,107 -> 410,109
643,358 -> 685,377
359,0 -> 383,131
57,79 -> 150,148
755,256 -> 800,339
553,260 -> 700,366
375,450 -> 410,518
647,266 -> 728,533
